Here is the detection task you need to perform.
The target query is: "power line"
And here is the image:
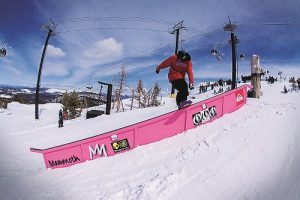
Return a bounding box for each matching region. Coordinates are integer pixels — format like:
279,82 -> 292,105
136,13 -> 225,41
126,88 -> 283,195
77,40 -> 175,85
58,27 -> 169,34
236,19 -> 300,27
77,25 -> 226,83
55,16 -> 176,25
76,27 -> 224,87
39,18 -> 300,92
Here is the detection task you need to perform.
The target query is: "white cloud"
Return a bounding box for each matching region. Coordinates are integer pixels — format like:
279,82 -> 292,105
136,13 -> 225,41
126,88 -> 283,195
80,37 -> 123,68
84,38 -> 123,58
43,60 -> 70,77
47,45 -> 66,58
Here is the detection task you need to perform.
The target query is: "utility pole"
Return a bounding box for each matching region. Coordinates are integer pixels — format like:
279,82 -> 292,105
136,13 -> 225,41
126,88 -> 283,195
35,18 -> 57,119
169,21 -> 186,95
224,17 -> 239,90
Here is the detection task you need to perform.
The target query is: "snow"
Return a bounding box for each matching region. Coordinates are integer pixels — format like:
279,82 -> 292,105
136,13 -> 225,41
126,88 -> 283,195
0,94 -> 12,98
45,88 -> 66,94
21,89 -> 32,93
0,81 -> 300,200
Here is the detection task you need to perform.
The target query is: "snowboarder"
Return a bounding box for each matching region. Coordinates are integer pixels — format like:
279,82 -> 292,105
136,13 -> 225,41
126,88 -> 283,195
58,109 -> 64,128
155,50 -> 194,108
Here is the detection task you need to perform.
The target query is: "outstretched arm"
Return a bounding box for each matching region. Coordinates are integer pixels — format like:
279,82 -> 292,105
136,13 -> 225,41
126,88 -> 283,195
186,61 -> 194,85
156,55 -> 176,71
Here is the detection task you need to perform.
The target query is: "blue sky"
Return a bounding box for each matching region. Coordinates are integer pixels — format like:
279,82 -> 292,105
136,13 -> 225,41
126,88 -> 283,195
1,0 -> 300,91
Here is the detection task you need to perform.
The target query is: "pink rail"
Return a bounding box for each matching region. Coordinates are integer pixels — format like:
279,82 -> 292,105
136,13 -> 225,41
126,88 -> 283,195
30,85 -> 250,169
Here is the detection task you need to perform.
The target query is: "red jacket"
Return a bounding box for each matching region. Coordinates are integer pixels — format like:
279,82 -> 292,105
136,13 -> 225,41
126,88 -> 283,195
157,55 -> 194,85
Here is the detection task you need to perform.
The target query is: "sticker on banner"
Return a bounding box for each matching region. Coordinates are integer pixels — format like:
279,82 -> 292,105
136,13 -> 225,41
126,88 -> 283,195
235,89 -> 245,105
111,139 -> 130,153
192,106 -> 217,126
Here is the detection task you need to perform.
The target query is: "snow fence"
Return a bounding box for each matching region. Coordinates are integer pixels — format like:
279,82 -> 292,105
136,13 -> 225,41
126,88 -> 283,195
30,85 -> 251,169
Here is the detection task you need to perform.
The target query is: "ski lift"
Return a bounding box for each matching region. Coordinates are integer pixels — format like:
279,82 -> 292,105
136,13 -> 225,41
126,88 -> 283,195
0,47 -> 6,57
210,48 -> 218,56
215,52 -> 224,61
210,44 -> 223,61
239,54 -> 245,61
86,79 -> 93,90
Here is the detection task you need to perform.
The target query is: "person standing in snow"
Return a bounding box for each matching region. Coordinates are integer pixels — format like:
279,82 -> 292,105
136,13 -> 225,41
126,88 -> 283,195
58,109 -> 64,128
155,50 -> 194,107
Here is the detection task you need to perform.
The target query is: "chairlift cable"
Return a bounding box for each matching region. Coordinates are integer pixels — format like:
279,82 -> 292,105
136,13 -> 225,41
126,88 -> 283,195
55,16 -> 176,25
77,27 -> 224,85
58,27 -> 169,34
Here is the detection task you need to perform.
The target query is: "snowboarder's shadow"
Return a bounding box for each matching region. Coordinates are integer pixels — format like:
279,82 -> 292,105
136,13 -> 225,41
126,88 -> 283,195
163,109 -> 186,125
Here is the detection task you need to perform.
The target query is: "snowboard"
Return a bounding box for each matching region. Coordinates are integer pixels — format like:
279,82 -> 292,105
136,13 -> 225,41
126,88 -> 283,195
178,100 -> 192,109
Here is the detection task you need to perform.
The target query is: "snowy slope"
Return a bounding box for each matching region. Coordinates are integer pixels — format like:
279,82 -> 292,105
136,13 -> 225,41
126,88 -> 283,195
0,81 -> 299,200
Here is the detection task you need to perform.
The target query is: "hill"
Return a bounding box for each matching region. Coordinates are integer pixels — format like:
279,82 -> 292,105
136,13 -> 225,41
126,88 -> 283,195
0,81 -> 299,200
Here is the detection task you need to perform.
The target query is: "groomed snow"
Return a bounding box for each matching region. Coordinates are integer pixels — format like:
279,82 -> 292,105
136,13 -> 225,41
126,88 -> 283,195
0,81 -> 299,200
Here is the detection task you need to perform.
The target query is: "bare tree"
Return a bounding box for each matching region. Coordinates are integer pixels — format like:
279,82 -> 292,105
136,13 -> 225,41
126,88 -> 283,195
113,66 -> 127,112
129,87 -> 135,110
143,88 -> 152,108
136,79 -> 144,108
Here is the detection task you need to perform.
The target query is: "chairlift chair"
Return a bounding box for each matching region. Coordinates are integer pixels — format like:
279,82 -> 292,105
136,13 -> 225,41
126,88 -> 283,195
211,44 -> 223,61
239,54 -> 245,61
0,47 -> 6,57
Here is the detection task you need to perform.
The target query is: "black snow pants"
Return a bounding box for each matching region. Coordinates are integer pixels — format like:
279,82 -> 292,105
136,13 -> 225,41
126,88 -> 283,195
171,79 -> 189,106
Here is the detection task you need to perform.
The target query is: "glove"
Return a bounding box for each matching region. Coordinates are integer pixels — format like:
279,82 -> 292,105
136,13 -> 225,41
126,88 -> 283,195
189,83 -> 194,90
155,68 -> 160,74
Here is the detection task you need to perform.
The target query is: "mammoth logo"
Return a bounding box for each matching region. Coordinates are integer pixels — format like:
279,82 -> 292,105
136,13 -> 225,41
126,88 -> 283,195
192,106 -> 217,126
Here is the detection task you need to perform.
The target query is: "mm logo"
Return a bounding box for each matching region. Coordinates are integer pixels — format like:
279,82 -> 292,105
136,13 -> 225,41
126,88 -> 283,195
192,106 -> 217,127
111,139 -> 130,153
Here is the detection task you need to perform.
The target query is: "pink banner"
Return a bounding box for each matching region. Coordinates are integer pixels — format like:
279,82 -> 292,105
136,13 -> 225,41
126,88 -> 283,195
30,85 -> 250,169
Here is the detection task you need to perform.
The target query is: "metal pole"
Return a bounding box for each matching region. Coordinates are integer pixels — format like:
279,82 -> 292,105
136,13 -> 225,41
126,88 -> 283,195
224,18 -> 239,90
106,84 -> 112,115
35,29 -> 52,119
171,29 -> 180,95
175,29 -> 179,54
231,32 -> 237,90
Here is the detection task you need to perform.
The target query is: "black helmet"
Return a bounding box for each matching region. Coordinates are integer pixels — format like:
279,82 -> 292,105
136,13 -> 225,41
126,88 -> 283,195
177,50 -> 191,61
177,50 -> 186,60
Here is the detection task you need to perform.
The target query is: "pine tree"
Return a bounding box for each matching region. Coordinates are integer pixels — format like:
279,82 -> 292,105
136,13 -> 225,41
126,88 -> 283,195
0,99 -> 8,109
150,83 -> 161,106
61,90 -> 82,119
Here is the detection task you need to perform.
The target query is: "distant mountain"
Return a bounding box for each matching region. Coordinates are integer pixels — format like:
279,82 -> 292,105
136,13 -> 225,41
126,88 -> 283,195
0,85 -> 129,105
